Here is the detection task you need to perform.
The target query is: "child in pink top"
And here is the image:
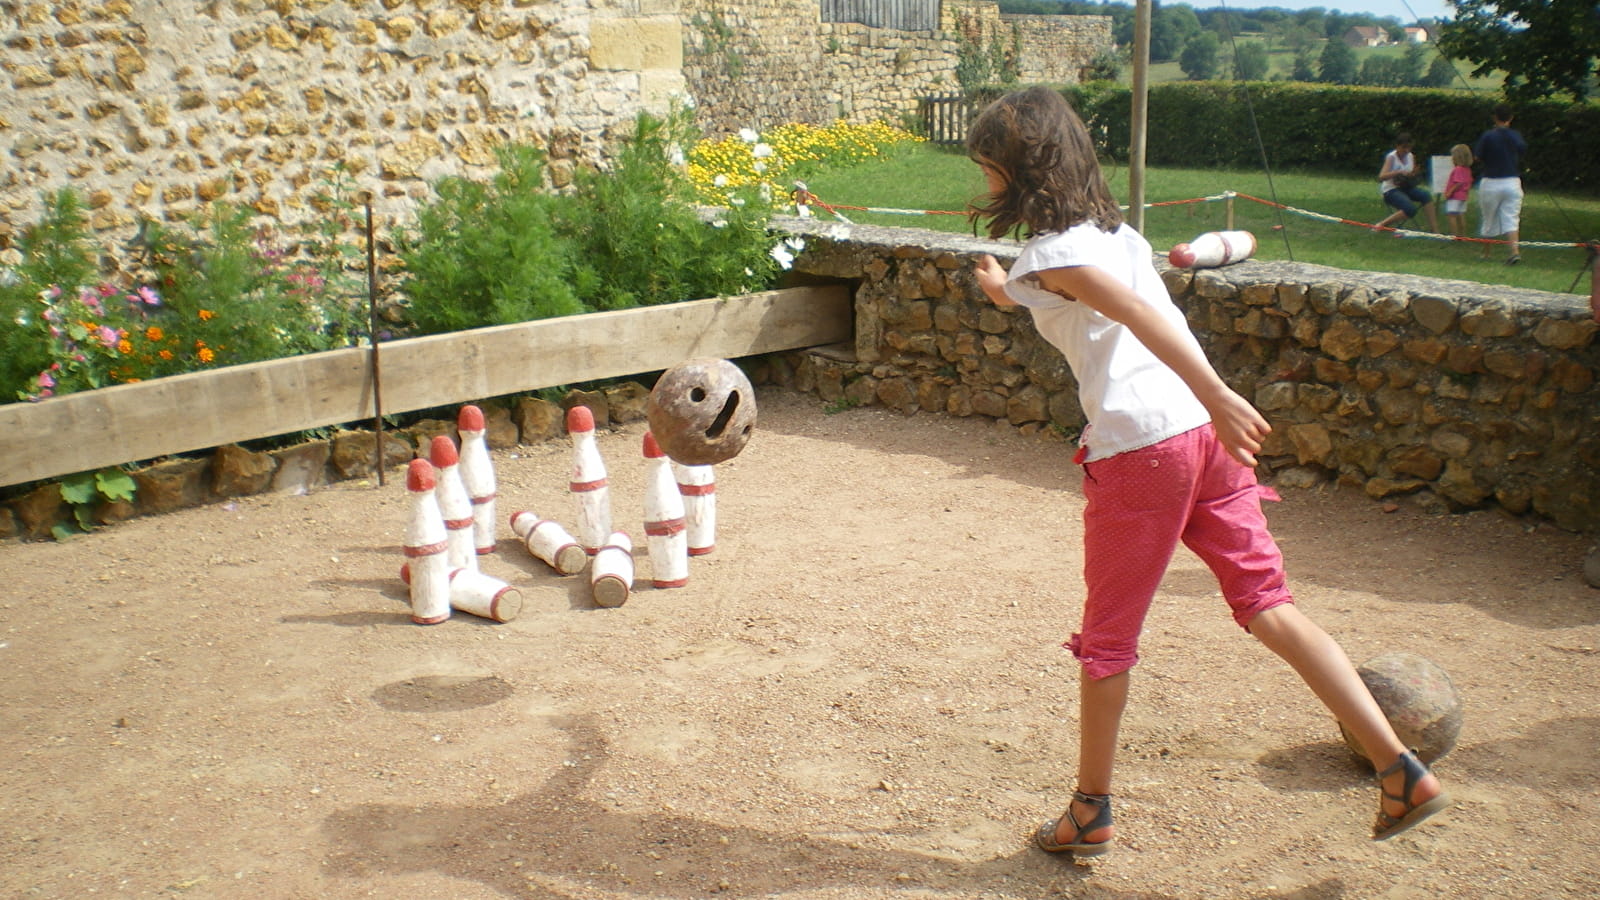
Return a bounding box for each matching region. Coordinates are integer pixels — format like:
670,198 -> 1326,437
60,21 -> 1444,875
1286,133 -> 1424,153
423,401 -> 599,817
1443,144 -> 1474,240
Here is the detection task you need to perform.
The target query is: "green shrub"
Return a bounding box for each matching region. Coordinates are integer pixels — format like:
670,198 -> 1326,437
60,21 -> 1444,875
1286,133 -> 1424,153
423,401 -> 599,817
396,144 -> 586,334
563,109 -> 780,311
399,107 -> 784,331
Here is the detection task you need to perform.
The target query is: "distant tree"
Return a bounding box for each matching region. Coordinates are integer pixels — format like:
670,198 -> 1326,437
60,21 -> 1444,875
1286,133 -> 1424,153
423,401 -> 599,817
1291,47 -> 1317,82
1083,48 -> 1125,82
1400,42 -> 1427,85
1152,5 -> 1203,62
1438,0 -> 1600,101
1180,31 -> 1222,80
1422,53 -> 1458,88
1234,42 -> 1270,80
1360,55 -> 1407,87
1319,38 -> 1358,84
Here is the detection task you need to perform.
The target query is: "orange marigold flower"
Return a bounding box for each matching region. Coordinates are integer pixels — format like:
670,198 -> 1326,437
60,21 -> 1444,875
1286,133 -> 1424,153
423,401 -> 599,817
198,348 -> 215,363
198,309 -> 215,321
159,349 -> 174,360
145,326 -> 164,341
117,339 -> 133,354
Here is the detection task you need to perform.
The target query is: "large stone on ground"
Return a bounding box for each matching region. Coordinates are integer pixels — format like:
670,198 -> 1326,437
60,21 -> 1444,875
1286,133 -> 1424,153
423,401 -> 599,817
1340,652 -> 1462,769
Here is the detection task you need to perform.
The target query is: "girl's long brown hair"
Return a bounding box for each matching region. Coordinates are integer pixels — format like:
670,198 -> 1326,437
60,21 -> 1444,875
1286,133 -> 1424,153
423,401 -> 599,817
966,86 -> 1123,240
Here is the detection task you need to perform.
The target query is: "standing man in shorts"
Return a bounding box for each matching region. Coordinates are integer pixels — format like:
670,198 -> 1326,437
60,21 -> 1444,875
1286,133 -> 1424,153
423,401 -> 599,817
1474,103 -> 1527,265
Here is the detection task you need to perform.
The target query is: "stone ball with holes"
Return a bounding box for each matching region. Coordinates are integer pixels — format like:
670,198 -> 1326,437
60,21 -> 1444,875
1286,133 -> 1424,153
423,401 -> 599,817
1339,651 -> 1463,769
645,358 -> 758,466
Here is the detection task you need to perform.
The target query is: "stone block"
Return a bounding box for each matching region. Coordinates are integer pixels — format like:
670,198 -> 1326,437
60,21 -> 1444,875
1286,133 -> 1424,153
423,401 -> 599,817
270,441 -> 332,494
212,444 -> 278,497
134,458 -> 212,515
514,396 -> 563,444
589,17 -> 682,71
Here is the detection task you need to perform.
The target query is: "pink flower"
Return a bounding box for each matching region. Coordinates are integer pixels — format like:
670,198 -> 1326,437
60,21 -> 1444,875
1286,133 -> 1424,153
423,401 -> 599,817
97,283 -> 116,298
97,325 -> 119,346
137,286 -> 161,307
38,371 -> 56,389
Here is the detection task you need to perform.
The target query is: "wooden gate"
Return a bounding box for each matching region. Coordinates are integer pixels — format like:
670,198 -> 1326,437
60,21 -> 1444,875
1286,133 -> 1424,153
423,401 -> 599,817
919,95 -> 973,146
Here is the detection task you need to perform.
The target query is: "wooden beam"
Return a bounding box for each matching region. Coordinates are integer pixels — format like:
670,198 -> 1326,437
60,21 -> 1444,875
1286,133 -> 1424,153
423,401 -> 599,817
0,285 -> 852,487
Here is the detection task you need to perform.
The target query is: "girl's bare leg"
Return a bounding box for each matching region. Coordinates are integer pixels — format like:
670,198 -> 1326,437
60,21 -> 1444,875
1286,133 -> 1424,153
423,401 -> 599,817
1051,669 -> 1128,845
1246,604 -> 1443,821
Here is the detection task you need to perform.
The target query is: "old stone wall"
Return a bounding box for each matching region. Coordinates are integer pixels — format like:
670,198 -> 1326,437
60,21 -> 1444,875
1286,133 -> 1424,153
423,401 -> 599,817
772,217 -> 1600,532
0,0 -> 687,264
2,0 -> 1109,267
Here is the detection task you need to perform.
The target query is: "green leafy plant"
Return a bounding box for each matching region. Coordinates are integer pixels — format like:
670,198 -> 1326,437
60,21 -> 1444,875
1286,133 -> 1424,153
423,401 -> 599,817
564,108 -> 781,311
0,190 -> 100,395
55,467 -> 136,539
396,144 -> 586,334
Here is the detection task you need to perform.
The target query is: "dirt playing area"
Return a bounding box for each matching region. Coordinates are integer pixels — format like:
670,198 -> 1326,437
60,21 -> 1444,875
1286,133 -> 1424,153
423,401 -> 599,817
4,387 -> 1598,899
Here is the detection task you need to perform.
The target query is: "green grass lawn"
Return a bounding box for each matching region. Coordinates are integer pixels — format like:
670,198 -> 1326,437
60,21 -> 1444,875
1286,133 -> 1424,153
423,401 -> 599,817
798,144 -> 1599,296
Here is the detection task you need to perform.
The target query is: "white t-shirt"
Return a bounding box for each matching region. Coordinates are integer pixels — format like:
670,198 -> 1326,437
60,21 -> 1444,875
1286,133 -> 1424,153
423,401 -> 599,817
1002,223 -> 1211,462
1379,149 -> 1413,194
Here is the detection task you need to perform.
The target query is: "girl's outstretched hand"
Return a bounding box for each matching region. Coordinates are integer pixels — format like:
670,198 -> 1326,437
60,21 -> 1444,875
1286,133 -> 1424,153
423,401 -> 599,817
975,255 -> 1017,307
1205,388 -> 1271,467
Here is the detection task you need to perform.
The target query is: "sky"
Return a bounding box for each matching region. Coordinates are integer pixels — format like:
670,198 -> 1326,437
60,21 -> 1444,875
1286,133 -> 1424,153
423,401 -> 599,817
1199,1 -> 1455,23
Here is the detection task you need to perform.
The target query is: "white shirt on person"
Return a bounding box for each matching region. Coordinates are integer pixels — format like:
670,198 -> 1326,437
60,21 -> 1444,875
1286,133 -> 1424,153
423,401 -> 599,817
1001,222 -> 1211,462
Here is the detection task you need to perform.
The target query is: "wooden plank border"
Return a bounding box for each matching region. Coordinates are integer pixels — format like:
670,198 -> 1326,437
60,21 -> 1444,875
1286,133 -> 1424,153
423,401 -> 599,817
0,285 -> 852,488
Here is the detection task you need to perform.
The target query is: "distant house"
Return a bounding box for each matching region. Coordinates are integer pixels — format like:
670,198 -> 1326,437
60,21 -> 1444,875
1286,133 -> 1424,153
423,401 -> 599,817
1343,26 -> 1388,48
1404,26 -> 1431,43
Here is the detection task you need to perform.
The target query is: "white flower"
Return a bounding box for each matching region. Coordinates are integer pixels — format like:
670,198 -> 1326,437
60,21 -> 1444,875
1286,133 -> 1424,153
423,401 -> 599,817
784,236 -> 806,252
752,143 -> 774,159
769,242 -> 795,269
730,197 -> 746,207
759,182 -> 773,203
753,161 -> 767,174
739,128 -> 759,143
667,143 -> 685,166
713,174 -> 728,187
709,216 -> 727,228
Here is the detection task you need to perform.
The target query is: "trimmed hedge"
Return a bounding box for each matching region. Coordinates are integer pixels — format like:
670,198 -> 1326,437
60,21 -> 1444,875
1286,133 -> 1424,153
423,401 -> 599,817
972,82 -> 1600,195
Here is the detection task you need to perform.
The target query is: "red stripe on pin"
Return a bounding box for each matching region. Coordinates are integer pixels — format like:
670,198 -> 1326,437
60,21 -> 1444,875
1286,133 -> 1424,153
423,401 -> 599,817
444,517 -> 473,529
677,483 -> 716,496
470,494 -> 496,504
403,541 -> 449,557
652,578 -> 688,588
571,478 -> 607,491
688,545 -> 715,556
645,518 -> 686,536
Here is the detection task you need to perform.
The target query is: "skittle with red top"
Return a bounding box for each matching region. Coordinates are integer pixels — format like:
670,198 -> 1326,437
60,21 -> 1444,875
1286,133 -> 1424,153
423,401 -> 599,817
402,459 -> 451,625
567,405 -> 612,554
672,460 -> 716,556
400,563 -> 522,622
1167,230 -> 1256,269
643,431 -> 689,588
590,531 -> 634,608
508,510 -> 588,575
456,405 -> 498,556
429,435 -> 478,572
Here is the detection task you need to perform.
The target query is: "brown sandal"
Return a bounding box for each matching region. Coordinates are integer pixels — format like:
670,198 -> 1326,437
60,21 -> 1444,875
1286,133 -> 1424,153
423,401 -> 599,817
1035,790 -> 1113,856
1373,750 -> 1450,841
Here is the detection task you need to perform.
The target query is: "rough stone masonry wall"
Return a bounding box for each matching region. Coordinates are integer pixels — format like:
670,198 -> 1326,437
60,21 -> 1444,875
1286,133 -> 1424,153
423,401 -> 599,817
680,0 -> 1111,134
0,0 -> 688,267
771,217 -> 1600,532
1,0 -> 1109,266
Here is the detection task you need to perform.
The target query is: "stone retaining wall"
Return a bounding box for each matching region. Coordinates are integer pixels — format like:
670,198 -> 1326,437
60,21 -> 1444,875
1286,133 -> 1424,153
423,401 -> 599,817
770,217 -> 1600,532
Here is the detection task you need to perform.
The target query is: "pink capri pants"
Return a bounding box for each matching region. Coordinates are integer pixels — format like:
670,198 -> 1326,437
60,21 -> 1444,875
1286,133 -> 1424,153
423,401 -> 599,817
1068,424 -> 1293,680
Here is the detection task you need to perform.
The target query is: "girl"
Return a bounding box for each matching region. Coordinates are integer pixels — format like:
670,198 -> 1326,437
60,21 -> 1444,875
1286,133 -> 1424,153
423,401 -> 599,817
1443,143 -> 1474,240
966,86 -> 1448,856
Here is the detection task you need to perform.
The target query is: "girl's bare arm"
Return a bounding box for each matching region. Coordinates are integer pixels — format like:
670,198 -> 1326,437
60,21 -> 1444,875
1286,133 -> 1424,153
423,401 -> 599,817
1035,264 -> 1270,466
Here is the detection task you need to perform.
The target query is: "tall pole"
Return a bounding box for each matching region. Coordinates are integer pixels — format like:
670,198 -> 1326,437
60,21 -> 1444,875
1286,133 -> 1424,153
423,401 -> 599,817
1129,0 -> 1151,232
